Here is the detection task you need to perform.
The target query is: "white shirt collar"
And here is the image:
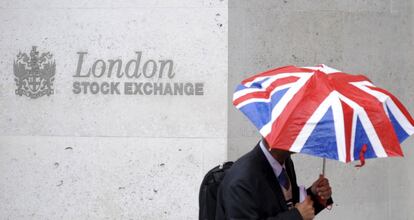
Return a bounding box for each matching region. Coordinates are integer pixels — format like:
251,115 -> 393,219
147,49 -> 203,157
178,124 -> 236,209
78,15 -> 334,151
259,139 -> 285,177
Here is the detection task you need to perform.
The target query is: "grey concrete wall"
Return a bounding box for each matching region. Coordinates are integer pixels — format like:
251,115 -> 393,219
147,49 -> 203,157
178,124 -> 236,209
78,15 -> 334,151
0,0 -> 227,219
229,0 -> 414,219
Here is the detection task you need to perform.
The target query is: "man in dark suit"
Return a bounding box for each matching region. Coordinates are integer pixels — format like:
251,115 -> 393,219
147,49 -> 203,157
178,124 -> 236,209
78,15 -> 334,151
215,139 -> 333,220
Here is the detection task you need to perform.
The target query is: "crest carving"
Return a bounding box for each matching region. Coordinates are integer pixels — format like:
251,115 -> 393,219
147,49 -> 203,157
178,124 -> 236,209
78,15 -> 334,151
14,46 -> 55,98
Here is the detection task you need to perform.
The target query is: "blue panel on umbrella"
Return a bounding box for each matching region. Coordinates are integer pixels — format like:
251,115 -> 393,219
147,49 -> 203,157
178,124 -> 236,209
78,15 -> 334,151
300,107 -> 338,160
251,77 -> 270,88
235,77 -> 270,91
239,88 -> 289,130
353,117 -> 377,160
235,84 -> 248,91
386,106 -> 409,143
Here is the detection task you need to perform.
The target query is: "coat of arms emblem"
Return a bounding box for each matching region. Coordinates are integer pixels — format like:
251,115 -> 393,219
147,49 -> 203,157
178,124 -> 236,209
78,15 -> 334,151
13,46 -> 56,99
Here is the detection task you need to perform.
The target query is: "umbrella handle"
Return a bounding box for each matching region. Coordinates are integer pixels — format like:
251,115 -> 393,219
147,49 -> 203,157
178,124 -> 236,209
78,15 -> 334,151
320,158 -> 333,210
322,158 -> 326,176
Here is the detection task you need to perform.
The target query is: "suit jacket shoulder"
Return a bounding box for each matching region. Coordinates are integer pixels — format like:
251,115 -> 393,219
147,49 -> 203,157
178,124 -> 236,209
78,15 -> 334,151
215,142 -> 302,220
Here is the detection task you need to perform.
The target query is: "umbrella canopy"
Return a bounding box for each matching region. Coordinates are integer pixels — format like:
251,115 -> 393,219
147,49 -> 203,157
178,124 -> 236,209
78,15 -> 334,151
233,64 -> 414,164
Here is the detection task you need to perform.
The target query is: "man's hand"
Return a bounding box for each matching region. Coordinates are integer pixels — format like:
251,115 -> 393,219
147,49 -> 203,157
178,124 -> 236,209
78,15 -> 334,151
311,175 -> 332,200
295,196 -> 315,220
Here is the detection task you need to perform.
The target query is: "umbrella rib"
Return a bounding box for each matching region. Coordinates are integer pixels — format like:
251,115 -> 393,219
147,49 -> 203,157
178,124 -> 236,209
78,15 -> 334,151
331,92 -> 347,162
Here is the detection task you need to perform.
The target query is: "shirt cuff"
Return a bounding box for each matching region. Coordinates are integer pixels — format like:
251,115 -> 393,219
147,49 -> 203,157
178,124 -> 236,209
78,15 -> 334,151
298,185 -> 307,202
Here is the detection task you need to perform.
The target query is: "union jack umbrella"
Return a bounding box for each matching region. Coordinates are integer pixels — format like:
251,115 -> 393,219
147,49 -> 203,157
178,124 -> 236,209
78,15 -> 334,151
233,64 -> 414,167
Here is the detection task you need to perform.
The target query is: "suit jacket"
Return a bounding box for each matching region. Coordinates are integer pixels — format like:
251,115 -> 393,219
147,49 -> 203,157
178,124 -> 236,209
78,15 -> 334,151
215,142 -> 332,220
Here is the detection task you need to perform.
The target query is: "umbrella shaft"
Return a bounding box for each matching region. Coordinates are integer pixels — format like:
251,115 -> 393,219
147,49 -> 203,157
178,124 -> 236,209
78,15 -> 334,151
322,158 -> 326,176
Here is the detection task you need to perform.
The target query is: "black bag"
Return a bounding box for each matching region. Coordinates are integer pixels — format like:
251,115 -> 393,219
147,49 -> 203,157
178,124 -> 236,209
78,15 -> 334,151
199,161 -> 234,220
